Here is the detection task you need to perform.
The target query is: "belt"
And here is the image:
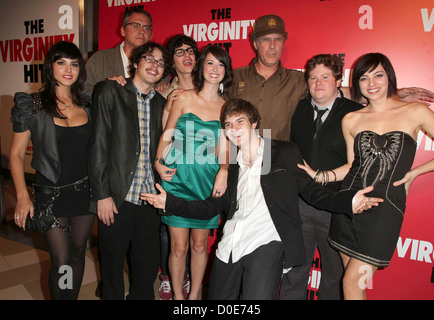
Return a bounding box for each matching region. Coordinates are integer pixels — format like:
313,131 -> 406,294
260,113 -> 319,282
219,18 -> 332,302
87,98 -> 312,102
33,176 -> 88,195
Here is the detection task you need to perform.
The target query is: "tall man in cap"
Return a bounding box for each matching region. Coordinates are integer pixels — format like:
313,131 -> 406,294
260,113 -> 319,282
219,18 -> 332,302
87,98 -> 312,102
227,14 -> 307,141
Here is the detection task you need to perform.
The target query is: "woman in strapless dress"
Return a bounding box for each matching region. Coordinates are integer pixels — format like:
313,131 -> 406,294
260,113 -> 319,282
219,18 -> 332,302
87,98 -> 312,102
326,53 -> 434,299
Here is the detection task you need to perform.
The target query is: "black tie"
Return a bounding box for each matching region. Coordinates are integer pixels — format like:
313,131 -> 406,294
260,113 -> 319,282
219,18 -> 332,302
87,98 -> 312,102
314,106 -> 327,134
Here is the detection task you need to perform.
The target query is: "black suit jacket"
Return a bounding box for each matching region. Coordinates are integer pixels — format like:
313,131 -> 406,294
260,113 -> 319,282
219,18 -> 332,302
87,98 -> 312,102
88,78 -> 165,212
165,139 -> 355,268
290,91 -> 363,191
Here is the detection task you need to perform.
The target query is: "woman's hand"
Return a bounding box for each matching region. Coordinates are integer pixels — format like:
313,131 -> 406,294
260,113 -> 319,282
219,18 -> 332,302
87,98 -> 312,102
297,160 -> 316,178
14,196 -> 33,229
393,170 -> 417,196
212,167 -> 228,197
155,159 -> 176,181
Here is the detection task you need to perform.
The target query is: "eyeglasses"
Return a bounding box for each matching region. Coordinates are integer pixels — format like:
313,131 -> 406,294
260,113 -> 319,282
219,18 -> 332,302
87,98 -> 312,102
174,47 -> 196,57
142,55 -> 165,68
125,22 -> 153,32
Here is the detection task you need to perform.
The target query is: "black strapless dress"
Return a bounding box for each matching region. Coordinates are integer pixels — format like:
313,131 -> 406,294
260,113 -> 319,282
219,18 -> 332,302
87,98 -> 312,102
329,131 -> 416,267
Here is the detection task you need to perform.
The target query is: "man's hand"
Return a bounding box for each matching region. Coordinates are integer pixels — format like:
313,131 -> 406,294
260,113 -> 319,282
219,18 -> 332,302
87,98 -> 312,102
97,197 -> 118,226
352,186 -> 383,214
107,75 -> 127,86
140,183 -> 167,210
397,87 -> 434,106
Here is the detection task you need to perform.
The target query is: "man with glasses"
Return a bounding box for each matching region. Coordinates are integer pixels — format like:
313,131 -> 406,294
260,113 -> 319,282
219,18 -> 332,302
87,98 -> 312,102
157,34 -> 198,300
88,42 -> 168,300
84,8 -> 153,96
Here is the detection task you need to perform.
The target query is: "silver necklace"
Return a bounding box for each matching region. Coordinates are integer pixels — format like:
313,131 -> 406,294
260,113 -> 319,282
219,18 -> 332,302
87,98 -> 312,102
57,99 -> 71,110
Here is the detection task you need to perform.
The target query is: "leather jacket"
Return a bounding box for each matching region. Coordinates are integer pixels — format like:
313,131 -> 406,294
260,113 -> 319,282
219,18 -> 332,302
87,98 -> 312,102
10,92 -> 91,184
88,78 -> 165,212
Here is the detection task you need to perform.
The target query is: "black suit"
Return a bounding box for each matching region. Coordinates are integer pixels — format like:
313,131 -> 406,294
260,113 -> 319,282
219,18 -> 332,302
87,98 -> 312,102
88,78 -> 165,299
164,138 -> 356,299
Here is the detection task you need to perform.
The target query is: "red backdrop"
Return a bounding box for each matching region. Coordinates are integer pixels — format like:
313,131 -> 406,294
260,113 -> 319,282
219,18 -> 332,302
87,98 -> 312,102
98,0 -> 434,299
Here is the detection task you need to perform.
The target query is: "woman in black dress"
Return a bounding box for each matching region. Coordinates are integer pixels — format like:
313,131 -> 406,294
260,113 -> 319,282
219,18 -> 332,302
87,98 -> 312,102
329,53 -> 434,299
9,41 -> 94,300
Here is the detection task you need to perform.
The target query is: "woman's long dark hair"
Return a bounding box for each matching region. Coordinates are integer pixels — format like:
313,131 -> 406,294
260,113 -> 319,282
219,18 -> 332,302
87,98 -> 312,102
192,45 -> 233,97
40,41 -> 87,118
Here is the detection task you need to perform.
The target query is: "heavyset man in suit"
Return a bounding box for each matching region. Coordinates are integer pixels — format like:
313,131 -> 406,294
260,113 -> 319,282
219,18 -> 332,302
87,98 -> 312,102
280,54 -> 364,300
141,99 -> 382,300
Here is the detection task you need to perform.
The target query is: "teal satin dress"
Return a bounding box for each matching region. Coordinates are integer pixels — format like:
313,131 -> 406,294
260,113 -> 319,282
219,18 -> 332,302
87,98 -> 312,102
161,113 -> 221,229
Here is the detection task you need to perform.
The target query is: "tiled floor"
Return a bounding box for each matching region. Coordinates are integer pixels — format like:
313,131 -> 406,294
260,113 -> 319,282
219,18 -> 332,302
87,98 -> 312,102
0,180 -> 163,300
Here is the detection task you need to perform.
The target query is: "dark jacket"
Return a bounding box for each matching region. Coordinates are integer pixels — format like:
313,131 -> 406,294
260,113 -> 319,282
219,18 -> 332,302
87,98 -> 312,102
290,91 -> 363,191
10,92 -> 91,184
88,78 -> 165,212
164,139 -> 356,268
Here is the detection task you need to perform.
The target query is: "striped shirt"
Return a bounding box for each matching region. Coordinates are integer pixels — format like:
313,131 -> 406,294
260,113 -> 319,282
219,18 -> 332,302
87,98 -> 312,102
125,85 -> 156,205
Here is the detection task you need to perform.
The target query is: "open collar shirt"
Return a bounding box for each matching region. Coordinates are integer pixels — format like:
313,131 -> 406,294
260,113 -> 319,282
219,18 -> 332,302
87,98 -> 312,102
216,137 -> 281,264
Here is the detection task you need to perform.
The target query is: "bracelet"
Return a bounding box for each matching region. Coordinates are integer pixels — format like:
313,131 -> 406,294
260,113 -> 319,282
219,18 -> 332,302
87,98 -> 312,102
313,170 -> 320,183
321,170 -> 328,186
331,170 -> 337,182
155,156 -> 165,165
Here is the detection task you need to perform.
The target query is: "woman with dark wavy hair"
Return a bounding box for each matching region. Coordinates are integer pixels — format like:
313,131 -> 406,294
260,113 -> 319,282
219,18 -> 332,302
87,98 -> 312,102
10,41 -> 94,300
153,45 -> 233,300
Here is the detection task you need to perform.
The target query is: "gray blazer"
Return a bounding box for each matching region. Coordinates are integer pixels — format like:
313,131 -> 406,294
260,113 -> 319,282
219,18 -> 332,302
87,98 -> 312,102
84,44 -> 125,97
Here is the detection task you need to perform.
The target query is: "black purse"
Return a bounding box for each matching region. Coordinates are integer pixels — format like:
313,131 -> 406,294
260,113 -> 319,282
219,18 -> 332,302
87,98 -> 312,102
26,191 -> 71,236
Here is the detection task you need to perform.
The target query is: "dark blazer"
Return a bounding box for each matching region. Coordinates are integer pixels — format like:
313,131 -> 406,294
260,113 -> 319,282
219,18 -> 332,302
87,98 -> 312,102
290,90 -> 363,191
88,78 -> 165,212
11,92 -> 92,184
164,139 -> 356,268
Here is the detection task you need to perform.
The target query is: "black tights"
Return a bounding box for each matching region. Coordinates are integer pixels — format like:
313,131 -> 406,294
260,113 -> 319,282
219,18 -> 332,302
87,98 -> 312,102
44,214 -> 95,300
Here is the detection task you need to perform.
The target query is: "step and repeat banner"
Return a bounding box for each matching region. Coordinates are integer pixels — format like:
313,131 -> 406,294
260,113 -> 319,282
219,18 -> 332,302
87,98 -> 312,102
1,0 -> 432,300
0,0 -> 82,174
97,0 -> 434,300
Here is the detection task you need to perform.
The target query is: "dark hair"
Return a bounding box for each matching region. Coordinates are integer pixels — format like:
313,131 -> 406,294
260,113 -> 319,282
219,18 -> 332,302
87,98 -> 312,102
351,52 -> 398,103
123,7 -> 152,26
165,34 -> 198,75
129,42 -> 169,79
304,54 -> 343,83
40,41 -> 87,118
192,45 -> 233,97
220,99 -> 261,129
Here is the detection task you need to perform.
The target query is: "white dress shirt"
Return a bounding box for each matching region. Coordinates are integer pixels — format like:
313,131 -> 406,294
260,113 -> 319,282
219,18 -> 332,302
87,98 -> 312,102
120,41 -> 131,77
216,138 -> 281,264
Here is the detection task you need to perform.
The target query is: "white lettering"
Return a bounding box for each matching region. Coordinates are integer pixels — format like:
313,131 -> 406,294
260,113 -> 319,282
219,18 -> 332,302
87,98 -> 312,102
358,265 -> 374,290
58,5 -> 73,30
58,265 -> 73,289
397,237 -> 412,258
183,20 -> 255,42
358,5 -> 373,30
417,130 -> 434,151
417,240 -> 433,263
107,0 -> 156,7
397,237 -> 434,264
421,8 -> 434,32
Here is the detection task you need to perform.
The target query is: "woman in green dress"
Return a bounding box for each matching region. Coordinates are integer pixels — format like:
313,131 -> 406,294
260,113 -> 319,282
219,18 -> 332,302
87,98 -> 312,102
154,45 -> 233,300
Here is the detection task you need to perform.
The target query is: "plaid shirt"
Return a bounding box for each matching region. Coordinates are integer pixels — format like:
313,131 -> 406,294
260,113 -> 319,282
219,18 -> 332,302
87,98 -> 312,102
125,85 -> 156,205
